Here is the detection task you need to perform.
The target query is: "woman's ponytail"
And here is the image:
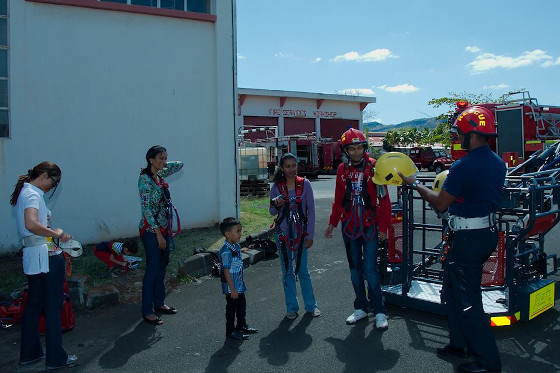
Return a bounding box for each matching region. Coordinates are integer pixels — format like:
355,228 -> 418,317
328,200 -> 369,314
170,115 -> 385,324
10,174 -> 31,206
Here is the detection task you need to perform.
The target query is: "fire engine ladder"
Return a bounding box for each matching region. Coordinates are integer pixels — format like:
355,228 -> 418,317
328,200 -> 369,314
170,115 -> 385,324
502,90 -> 560,139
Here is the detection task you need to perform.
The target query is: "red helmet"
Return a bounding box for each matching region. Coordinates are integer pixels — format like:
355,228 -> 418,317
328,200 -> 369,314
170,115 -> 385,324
452,106 -> 497,137
341,128 -> 367,147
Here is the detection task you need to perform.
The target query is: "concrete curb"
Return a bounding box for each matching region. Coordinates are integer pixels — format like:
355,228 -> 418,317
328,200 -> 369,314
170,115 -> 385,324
177,229 -> 274,278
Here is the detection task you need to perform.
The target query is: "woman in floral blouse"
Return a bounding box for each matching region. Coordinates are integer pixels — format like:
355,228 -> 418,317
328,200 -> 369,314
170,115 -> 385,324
138,145 -> 183,325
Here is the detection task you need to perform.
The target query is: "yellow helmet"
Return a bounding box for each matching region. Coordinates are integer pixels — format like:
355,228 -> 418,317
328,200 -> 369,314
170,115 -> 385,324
432,170 -> 449,193
373,152 -> 418,185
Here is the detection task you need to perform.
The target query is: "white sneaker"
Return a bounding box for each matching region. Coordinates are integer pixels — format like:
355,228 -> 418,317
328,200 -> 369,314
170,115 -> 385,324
309,308 -> 322,317
346,309 -> 367,325
285,312 -> 298,320
375,313 -> 388,329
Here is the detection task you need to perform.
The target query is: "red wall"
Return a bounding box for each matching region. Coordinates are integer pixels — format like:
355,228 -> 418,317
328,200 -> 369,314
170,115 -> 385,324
320,119 -> 358,141
243,116 -> 278,142
284,118 -> 315,136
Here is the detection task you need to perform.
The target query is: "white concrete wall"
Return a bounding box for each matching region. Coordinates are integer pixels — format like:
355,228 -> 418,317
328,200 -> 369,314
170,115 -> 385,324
0,0 -> 238,252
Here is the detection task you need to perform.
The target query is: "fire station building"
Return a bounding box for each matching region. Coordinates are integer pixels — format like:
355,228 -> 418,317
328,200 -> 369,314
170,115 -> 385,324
237,88 -> 376,142
0,0 -> 237,252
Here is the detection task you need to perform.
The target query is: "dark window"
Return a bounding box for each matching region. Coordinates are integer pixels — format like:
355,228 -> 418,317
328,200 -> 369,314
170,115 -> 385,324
0,49 -> 6,76
0,109 -> 7,137
161,0 -> 185,11
187,0 -> 208,13
0,0 -> 6,138
99,0 -> 209,13
0,18 -> 6,46
0,79 -> 7,107
131,0 -> 157,6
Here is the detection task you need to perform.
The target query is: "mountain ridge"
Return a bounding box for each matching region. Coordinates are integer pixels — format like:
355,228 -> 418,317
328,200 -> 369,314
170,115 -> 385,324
364,117 -> 443,132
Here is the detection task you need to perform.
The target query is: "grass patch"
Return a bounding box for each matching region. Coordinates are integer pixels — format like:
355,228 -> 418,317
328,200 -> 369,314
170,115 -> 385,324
0,196 -> 272,295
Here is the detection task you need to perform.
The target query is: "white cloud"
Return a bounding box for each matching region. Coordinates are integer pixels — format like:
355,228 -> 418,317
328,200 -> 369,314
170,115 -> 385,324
483,84 -> 509,90
274,52 -> 295,59
337,88 -> 375,96
237,53 -> 246,60
331,48 -> 398,62
465,46 -> 482,53
313,57 -> 322,63
375,84 -> 419,93
542,57 -> 560,67
467,49 -> 555,73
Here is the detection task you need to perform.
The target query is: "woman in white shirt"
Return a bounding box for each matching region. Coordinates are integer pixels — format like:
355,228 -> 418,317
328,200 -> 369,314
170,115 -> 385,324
10,161 -> 77,369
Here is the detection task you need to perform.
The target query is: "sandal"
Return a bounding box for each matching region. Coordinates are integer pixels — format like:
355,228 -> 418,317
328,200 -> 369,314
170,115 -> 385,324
143,316 -> 163,325
155,306 -> 178,315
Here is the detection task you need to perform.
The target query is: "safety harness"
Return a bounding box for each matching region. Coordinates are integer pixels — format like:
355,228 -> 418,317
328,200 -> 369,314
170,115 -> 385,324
274,176 -> 307,277
342,158 -> 378,241
140,174 -> 181,243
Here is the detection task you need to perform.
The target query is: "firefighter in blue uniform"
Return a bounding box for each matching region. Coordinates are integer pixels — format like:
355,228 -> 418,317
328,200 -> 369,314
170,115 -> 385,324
398,106 -> 505,373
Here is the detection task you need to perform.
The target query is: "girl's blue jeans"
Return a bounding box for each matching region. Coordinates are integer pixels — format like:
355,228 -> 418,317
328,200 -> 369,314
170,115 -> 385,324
276,234 -> 318,313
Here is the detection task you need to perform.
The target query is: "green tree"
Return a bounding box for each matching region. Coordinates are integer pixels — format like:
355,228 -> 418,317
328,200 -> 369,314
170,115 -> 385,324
383,91 -> 502,149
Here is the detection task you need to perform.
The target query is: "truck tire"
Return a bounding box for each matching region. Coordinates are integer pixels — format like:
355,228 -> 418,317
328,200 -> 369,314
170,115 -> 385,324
434,164 -> 443,174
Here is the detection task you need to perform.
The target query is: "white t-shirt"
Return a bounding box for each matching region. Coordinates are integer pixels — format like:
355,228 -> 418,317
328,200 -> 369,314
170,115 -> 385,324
15,183 -> 50,275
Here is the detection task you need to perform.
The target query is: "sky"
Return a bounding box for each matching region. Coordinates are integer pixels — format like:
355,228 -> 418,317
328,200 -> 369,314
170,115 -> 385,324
236,0 -> 560,125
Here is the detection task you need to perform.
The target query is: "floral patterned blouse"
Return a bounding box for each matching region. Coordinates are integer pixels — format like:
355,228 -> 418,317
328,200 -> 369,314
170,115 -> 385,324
138,161 -> 183,231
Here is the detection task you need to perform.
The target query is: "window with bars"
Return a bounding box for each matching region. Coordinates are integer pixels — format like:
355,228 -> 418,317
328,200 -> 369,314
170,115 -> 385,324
0,0 -> 7,138
101,0 -> 209,13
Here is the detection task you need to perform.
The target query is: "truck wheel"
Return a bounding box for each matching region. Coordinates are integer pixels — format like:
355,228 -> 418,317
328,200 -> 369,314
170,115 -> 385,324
434,164 -> 443,174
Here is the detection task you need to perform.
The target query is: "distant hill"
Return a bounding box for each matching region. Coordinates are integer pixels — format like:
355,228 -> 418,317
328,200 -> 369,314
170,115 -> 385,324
364,117 -> 443,132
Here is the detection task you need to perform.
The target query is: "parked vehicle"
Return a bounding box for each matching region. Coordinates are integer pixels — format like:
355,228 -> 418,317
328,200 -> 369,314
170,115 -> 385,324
409,146 -> 453,174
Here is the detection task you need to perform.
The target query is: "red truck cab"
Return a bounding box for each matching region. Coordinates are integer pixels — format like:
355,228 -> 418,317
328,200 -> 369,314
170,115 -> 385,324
409,146 -> 453,174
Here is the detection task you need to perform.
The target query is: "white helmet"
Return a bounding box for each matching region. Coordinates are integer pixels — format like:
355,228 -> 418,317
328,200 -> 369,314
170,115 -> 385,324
54,239 -> 83,258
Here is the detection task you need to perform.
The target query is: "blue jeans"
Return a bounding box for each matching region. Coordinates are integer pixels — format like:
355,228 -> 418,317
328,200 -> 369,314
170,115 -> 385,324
276,235 -> 317,313
20,254 -> 68,367
342,225 -> 385,314
141,231 -> 170,316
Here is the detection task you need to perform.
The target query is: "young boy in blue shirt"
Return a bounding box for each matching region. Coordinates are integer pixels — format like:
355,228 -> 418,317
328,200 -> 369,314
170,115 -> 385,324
219,217 -> 258,340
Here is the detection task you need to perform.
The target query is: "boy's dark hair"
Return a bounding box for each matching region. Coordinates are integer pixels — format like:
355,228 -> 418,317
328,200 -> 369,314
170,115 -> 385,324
219,217 -> 241,236
123,239 -> 139,254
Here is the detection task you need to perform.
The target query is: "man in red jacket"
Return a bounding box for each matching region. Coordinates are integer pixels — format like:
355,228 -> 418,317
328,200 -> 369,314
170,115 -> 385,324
325,128 -> 391,329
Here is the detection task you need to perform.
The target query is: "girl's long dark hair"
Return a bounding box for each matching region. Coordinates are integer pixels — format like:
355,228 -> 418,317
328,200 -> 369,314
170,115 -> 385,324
272,153 -> 297,184
10,162 -> 61,206
141,145 -> 167,177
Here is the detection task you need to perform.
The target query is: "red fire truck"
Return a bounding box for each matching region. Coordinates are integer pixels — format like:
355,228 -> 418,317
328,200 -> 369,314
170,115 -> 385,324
252,135 -> 342,178
450,91 -> 560,167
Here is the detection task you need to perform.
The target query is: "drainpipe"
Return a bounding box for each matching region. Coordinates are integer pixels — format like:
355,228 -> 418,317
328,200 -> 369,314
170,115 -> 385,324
231,0 -> 240,217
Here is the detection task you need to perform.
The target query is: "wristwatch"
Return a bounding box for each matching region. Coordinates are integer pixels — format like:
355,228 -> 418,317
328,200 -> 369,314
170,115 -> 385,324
411,180 -> 419,189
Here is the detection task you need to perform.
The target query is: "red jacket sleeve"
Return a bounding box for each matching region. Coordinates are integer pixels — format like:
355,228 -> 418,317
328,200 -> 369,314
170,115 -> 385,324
372,181 -> 391,233
328,164 -> 347,227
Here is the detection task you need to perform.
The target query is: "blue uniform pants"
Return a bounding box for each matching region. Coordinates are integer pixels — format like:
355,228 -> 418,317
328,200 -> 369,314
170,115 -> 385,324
141,231 -> 170,316
442,228 -> 501,371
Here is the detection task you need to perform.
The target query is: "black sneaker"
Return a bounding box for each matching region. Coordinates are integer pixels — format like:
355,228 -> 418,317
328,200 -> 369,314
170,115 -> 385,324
237,325 -> 258,334
436,345 -> 469,359
46,354 -> 78,370
226,330 -> 249,340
